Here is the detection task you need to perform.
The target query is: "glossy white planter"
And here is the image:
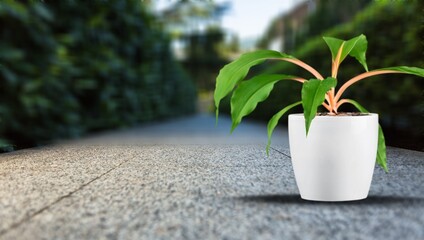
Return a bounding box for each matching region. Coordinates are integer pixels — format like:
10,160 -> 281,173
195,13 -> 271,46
288,113 -> 378,202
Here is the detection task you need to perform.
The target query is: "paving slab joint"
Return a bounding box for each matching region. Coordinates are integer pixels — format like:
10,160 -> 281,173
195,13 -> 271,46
0,157 -> 132,237
271,147 -> 291,158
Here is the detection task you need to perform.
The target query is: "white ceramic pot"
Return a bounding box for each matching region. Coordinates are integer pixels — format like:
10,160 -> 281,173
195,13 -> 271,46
288,113 -> 379,202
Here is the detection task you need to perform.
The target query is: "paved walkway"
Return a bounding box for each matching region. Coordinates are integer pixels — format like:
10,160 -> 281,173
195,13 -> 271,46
0,114 -> 423,239
77,113 -> 289,146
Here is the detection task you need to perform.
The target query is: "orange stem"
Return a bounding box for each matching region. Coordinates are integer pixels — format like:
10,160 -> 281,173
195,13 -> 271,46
332,42 -> 345,79
327,92 -> 336,113
281,58 -> 324,80
329,42 -> 345,113
334,70 -> 400,103
291,77 -> 307,83
334,99 -> 350,112
322,102 -> 332,112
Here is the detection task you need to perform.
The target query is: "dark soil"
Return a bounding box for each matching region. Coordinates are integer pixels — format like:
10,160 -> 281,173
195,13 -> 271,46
316,112 -> 369,116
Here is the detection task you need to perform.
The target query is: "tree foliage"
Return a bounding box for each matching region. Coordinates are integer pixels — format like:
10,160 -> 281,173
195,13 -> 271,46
0,0 -> 196,151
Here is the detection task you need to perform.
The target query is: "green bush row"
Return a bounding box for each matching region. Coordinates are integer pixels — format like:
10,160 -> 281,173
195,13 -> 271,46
222,1 -> 423,150
0,0 -> 196,151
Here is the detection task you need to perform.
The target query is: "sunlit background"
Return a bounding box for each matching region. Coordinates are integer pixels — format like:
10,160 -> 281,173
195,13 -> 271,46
0,0 -> 422,152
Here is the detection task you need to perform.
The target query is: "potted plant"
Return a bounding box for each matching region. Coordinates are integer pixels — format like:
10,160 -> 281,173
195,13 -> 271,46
214,34 -> 424,201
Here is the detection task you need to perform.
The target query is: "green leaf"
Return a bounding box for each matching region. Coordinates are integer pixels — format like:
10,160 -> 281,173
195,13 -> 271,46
376,126 -> 388,172
323,34 -> 368,71
322,36 -> 344,60
214,50 -> 294,122
230,74 -> 299,132
381,66 -> 424,78
347,34 -> 368,72
343,99 -> 388,172
266,101 -> 302,155
301,77 -> 337,134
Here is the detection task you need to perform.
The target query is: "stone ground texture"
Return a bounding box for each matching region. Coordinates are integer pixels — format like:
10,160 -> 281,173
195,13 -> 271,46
0,114 -> 423,240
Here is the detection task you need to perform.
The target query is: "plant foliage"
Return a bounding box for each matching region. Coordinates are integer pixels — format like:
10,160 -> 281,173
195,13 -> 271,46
248,1 -> 423,151
214,34 -> 424,171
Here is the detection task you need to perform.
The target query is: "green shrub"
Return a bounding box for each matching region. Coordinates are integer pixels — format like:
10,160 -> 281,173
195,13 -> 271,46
0,0 -> 196,151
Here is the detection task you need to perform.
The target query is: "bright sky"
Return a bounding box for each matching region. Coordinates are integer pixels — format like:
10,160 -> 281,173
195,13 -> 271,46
153,0 -> 305,40
217,0 -> 305,39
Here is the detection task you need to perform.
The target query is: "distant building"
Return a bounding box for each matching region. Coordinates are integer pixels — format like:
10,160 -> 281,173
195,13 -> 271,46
257,0 -> 372,52
258,0 -> 318,52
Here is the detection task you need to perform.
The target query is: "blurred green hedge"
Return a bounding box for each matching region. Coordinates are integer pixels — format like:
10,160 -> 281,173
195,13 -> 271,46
0,0 -> 196,151
223,1 -> 423,150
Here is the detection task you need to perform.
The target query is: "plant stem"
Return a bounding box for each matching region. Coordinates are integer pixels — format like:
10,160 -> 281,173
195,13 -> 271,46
322,102 -> 332,112
327,92 -> 337,113
328,42 -> 344,114
332,42 -> 345,79
334,70 -> 400,102
280,58 -> 324,80
334,98 -> 350,112
292,77 -> 307,83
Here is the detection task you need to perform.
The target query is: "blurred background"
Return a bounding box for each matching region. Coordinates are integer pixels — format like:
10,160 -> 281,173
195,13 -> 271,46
0,0 -> 422,152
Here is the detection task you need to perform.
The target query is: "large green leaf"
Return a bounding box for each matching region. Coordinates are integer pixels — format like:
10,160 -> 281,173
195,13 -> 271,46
381,66 -> 424,77
214,50 -> 294,121
266,101 -> 302,155
230,74 -> 299,132
301,77 -> 337,134
323,34 -> 368,71
344,99 -> 388,172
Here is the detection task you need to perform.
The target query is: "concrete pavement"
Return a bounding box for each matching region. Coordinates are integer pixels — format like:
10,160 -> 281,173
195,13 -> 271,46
0,114 -> 423,239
